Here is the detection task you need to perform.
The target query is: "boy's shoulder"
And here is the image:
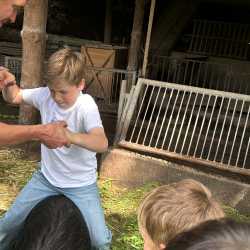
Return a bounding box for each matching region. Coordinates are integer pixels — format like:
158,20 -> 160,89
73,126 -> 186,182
78,93 -> 98,106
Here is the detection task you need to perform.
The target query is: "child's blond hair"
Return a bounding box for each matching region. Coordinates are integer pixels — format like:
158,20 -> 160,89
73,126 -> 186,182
138,179 -> 225,247
47,48 -> 85,86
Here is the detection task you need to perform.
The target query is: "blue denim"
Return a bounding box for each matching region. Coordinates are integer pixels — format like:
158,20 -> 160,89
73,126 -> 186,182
0,169 -> 112,250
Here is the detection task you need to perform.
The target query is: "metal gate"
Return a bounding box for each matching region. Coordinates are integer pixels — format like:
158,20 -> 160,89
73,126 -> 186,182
117,78 -> 250,171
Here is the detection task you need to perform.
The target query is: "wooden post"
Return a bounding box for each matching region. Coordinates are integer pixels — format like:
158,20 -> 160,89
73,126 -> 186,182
142,0 -> 156,78
104,0 -> 112,44
127,0 -> 145,73
19,0 -> 48,125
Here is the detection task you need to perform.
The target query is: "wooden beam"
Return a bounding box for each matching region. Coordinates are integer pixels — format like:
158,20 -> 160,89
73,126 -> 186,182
142,0 -> 156,77
104,0 -> 112,44
127,0 -> 145,72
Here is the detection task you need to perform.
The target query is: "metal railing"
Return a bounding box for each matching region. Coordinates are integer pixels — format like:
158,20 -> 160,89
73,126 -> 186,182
117,78 -> 250,170
84,66 -> 136,113
150,56 -> 250,95
4,56 -> 22,83
188,19 -> 250,60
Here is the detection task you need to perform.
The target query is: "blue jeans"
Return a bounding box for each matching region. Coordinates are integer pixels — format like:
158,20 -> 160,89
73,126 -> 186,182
0,169 -> 112,250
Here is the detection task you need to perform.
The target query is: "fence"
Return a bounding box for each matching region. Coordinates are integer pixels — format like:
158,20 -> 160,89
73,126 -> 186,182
4,56 -> 22,83
150,55 -> 250,95
117,78 -> 250,171
84,66 -> 136,113
188,19 -> 250,60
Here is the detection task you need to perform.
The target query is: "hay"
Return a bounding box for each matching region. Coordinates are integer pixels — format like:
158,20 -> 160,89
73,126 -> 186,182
0,183 -> 17,212
0,148 -> 38,214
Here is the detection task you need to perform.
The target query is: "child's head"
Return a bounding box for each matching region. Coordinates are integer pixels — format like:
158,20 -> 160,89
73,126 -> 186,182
10,195 -> 91,250
47,48 -> 86,109
137,179 -> 225,250
167,218 -> 250,250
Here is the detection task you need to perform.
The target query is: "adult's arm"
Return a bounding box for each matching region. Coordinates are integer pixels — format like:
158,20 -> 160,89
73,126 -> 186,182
0,121 -> 69,148
64,127 -> 108,153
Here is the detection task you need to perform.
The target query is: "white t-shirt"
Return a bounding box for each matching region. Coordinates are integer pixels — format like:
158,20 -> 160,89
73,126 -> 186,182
22,87 -> 103,188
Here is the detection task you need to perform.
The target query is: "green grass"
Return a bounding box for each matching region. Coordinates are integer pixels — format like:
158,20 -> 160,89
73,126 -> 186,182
0,149 -> 250,250
100,180 -> 159,249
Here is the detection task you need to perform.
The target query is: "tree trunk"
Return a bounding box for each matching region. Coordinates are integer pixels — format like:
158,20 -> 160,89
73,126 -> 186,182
104,0 -> 112,44
19,0 -> 48,125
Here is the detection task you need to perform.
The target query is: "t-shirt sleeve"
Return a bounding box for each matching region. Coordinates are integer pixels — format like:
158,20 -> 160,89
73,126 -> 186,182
81,95 -> 103,132
22,87 -> 48,110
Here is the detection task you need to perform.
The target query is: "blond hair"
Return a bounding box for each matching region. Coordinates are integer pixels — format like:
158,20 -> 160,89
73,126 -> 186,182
138,179 -> 225,247
47,48 -> 85,86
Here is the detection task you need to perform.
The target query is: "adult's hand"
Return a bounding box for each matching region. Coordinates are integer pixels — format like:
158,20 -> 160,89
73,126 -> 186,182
0,67 -> 16,90
39,121 -> 70,149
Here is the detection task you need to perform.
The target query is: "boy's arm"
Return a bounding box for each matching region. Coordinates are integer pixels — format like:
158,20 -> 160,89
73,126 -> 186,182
2,82 -> 23,104
65,127 -> 108,153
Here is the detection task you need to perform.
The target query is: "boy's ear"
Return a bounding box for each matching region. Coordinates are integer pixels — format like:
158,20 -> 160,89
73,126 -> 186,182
78,79 -> 85,91
159,243 -> 166,250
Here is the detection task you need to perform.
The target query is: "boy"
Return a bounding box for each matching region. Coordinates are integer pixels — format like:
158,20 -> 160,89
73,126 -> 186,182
1,48 -> 111,250
137,179 -> 225,250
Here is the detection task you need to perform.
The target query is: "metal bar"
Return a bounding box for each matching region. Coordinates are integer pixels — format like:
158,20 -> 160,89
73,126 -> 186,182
187,94 -> 205,155
118,140 -> 250,177
143,87 -> 161,145
181,92 -> 199,154
155,89 -> 174,147
189,61 -> 195,85
138,78 -> 250,102
149,88 -> 168,146
194,95 -> 211,156
135,86 -> 155,144
189,20 -> 197,51
221,99 -> 238,164
201,96 -> 218,158
117,80 -> 127,124
243,136 -> 250,169
115,85 -> 135,143
174,91 -> 193,152
236,105 -> 250,167
214,98 -> 231,161
207,97 -> 225,159
119,82 -> 140,140
183,60 -> 188,84
229,23 -> 237,56
228,101 -> 245,166
167,91 -> 186,150
161,90 -> 180,149
161,58 -> 167,81
199,20 -> 206,52
129,84 -> 149,142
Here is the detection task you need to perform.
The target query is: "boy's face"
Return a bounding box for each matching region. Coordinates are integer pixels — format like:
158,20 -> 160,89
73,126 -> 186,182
49,80 -> 84,109
0,0 -> 27,27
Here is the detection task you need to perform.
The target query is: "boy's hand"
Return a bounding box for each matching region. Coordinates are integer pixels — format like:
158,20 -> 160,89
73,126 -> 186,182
39,121 -> 70,149
63,128 -> 73,147
0,67 -> 16,89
